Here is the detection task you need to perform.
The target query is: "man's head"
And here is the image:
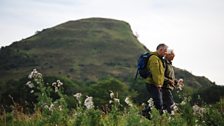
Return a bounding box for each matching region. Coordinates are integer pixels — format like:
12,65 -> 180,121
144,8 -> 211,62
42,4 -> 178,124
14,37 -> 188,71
156,43 -> 168,57
165,49 -> 175,61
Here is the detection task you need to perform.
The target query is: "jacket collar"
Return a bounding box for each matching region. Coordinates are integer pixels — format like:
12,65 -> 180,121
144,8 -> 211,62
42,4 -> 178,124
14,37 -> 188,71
165,59 -> 172,65
152,51 -> 163,59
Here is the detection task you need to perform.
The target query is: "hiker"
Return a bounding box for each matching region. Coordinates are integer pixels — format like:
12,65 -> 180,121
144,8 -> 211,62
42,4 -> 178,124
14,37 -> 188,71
144,43 -> 168,115
162,49 -> 184,114
162,49 -> 177,114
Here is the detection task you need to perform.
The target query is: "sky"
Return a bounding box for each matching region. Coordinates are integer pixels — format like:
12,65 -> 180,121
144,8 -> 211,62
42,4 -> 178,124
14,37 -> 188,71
0,0 -> 224,85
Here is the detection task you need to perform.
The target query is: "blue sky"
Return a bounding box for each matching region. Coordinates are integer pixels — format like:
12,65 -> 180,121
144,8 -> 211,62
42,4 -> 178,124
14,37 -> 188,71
0,0 -> 224,85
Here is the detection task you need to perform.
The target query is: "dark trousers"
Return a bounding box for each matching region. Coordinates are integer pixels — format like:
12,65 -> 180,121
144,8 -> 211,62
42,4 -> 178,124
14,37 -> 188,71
162,88 -> 174,113
146,84 -> 163,114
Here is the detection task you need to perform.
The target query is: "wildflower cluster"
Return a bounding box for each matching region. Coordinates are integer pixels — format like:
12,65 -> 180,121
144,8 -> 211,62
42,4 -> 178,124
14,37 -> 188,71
147,98 -> 154,108
170,103 -> 178,115
25,69 -> 44,94
124,97 -> 133,107
192,104 -> 206,117
109,90 -> 120,105
28,68 -> 42,80
52,80 -> 63,92
73,92 -> 95,110
84,96 -> 94,109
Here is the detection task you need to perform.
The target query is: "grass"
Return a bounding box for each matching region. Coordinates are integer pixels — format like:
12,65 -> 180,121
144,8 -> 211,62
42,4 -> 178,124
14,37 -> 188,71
0,69 -> 223,126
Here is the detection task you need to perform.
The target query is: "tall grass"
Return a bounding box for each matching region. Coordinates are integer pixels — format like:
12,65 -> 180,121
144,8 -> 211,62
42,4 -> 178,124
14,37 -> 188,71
0,69 -> 223,126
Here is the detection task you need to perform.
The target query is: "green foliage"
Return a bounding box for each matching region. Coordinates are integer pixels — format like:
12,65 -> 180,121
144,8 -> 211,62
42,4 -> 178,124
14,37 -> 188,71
192,85 -> 224,104
87,77 -> 132,106
129,79 -> 149,103
202,99 -> 224,126
0,70 -> 223,126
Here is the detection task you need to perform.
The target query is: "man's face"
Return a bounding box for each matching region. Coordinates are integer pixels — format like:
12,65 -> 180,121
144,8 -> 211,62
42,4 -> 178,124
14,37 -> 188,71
165,53 -> 175,61
159,48 -> 167,57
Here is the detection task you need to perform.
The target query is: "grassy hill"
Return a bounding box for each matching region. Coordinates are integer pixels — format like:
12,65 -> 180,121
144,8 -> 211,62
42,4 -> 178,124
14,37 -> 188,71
0,18 -> 145,82
0,17 -> 213,87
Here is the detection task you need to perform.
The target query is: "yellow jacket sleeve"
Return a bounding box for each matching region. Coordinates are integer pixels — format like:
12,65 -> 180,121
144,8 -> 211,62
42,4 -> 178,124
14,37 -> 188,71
147,55 -> 165,87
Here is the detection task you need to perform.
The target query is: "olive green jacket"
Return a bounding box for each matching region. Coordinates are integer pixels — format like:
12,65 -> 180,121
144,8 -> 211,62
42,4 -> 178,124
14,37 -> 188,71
163,59 -> 176,90
146,52 -> 165,87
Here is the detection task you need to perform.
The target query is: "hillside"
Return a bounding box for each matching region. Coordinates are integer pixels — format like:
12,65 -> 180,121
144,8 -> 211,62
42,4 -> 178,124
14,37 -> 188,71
0,18 -> 213,88
0,18 -> 145,83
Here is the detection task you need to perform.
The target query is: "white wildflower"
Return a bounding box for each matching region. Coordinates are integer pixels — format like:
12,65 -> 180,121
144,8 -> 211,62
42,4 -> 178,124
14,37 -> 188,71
30,90 -> 34,93
73,93 -> 82,100
52,82 -> 57,87
171,110 -> 175,115
59,105 -> 62,111
172,103 -> 178,111
114,98 -> 120,104
49,103 -> 54,111
44,104 -> 49,109
109,100 -> 113,104
170,103 -> 178,115
125,97 -> 133,107
147,98 -> 154,107
163,110 -> 168,114
28,69 -> 42,79
54,87 -> 58,92
141,103 -> 146,107
193,104 -> 206,117
37,73 -> 42,78
180,101 -> 186,105
28,73 -> 33,79
28,69 -> 36,79
73,93 -> 82,104
109,90 -> 115,99
26,81 -> 35,88
57,80 -> 63,87
84,96 -> 94,109
52,80 -> 63,92
180,97 -> 189,106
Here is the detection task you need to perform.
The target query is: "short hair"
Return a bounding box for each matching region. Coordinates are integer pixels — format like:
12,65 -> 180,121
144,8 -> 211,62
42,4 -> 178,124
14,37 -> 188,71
156,43 -> 168,50
167,49 -> 174,54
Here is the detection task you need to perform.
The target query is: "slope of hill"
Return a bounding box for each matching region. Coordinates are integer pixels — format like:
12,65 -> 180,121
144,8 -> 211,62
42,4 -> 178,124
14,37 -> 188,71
174,67 -> 214,88
0,18 -> 145,83
0,17 -> 214,88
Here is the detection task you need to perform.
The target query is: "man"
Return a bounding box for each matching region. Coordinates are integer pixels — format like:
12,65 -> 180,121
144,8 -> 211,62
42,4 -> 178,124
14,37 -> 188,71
162,49 -> 177,114
145,43 -> 168,114
162,49 -> 184,114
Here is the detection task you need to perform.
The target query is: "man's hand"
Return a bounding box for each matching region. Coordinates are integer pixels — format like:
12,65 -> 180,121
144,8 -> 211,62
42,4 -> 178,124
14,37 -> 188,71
169,79 -> 175,86
157,85 -> 162,90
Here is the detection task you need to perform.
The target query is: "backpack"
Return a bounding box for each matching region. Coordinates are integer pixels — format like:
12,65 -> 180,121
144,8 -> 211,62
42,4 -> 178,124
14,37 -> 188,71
135,52 -> 152,79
